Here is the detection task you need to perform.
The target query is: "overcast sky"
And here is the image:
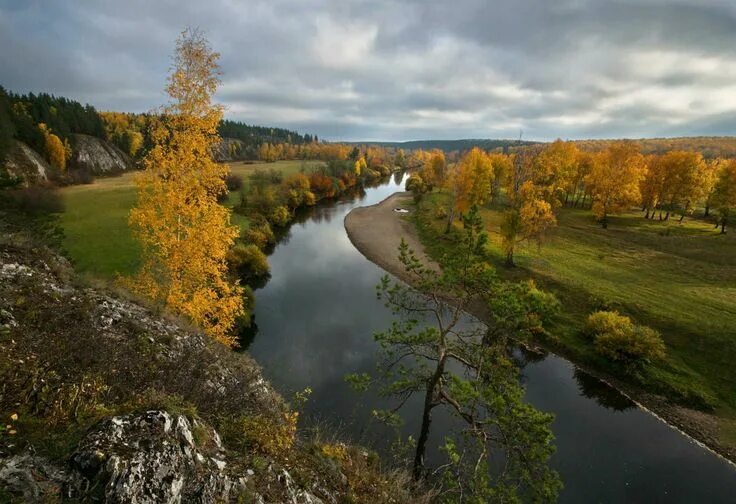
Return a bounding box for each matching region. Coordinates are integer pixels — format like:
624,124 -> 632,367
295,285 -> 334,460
1,0 -> 735,141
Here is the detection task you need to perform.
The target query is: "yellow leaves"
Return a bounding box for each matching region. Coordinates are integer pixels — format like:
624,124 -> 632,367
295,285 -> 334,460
241,412 -> 298,457
354,157 -> 367,176
38,122 -> 68,171
450,147 -> 494,213
321,442 -> 349,462
128,30 -> 244,347
422,149 -> 447,188
585,142 -> 645,221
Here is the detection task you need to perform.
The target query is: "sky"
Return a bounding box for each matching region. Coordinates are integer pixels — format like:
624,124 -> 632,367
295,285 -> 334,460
1,0 -> 735,142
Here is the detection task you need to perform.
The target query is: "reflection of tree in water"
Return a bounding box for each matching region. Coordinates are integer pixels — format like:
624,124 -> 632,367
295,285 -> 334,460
393,170 -> 405,186
234,314 -> 259,351
514,345 -> 549,367
574,369 -> 635,412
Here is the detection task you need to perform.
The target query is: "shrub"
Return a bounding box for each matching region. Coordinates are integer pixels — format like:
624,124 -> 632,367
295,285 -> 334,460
585,311 -> 666,366
595,325 -> 666,364
434,205 -> 448,220
584,310 -> 634,340
268,205 -> 291,227
304,190 -> 317,206
227,244 -> 270,279
8,187 -> 64,215
224,173 -> 243,191
243,228 -> 271,251
65,167 -> 95,185
406,173 -> 426,193
220,411 -> 297,458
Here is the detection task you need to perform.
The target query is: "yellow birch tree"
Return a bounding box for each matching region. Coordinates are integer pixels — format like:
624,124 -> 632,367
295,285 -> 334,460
128,28 -> 244,346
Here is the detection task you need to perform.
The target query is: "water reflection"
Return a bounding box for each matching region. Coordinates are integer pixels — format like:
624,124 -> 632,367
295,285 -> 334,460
244,174 -> 736,503
573,369 -> 635,412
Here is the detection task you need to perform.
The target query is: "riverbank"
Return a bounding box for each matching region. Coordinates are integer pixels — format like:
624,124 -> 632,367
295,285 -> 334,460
344,191 -> 736,467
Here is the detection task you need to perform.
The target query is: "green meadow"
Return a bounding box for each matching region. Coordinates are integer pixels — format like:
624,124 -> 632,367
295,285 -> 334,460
415,192 -> 736,443
58,160 -> 323,279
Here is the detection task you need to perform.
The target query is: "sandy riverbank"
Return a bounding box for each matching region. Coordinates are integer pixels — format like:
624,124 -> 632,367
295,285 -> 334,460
344,192 -> 438,285
344,191 -> 736,467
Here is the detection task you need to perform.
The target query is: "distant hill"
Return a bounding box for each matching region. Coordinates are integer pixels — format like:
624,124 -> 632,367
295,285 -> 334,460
352,139 -> 540,152
572,137 -> 736,159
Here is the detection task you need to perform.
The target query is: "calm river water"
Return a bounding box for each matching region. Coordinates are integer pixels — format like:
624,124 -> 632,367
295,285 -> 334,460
245,174 -> 736,502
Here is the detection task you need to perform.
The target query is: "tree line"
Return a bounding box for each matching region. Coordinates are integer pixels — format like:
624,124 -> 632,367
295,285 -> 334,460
0,85 -> 323,177
408,140 -> 736,267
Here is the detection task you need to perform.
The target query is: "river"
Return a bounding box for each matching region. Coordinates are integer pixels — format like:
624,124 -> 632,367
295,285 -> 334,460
245,174 -> 736,502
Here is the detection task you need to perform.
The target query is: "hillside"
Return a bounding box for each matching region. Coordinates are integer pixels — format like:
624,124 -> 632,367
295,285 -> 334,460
355,138 -> 539,152
0,233 -> 425,503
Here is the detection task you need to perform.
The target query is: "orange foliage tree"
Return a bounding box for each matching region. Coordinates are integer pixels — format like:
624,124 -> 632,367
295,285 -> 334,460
444,147 -> 493,232
128,28 -> 244,346
585,142 -> 645,228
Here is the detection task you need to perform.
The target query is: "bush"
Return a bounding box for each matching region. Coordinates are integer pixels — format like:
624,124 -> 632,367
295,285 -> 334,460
65,167 -> 95,185
585,311 -> 665,366
584,310 -> 634,340
434,205 -> 448,220
243,227 -> 271,251
268,205 -> 291,227
595,325 -> 666,364
224,173 -> 243,191
7,187 -> 64,215
227,244 -> 270,279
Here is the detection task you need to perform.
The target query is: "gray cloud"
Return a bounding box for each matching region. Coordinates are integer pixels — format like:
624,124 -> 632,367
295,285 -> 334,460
1,0 -> 735,141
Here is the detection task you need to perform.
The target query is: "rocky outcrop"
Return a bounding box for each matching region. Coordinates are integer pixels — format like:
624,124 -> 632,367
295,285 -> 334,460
1,140 -> 50,186
71,410 -> 248,502
71,134 -> 132,175
214,138 -> 245,162
0,243 -> 425,504
1,410 -> 333,503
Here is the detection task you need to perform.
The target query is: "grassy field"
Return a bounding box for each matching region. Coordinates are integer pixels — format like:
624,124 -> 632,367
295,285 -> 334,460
59,160 -> 323,279
415,191 -> 736,442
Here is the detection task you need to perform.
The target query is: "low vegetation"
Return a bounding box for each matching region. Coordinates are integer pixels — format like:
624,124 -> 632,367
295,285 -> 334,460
416,181 -> 736,446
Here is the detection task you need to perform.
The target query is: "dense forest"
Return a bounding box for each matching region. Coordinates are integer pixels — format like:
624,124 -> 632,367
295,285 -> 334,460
218,119 -> 315,146
0,86 -> 320,173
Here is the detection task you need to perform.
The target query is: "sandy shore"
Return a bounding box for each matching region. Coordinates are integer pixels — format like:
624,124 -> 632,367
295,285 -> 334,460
344,192 -> 438,285
344,191 -> 736,467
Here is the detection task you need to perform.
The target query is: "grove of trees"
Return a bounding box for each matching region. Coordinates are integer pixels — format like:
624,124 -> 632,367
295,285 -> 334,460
408,137 -> 736,244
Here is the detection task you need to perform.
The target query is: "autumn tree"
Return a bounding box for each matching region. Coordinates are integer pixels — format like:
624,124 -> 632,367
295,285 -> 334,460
488,152 -> 513,198
585,142 -> 645,228
444,147 -> 493,232
356,209 -> 560,500
128,28 -> 244,346
499,149 -> 557,266
354,156 -> 367,176
422,149 -> 447,189
533,139 -> 579,206
702,158 -> 723,218
711,159 -> 736,233
38,123 -> 68,171
645,151 -> 706,221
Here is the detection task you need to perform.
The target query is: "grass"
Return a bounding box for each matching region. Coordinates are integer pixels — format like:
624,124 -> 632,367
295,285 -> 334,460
414,191 -> 736,442
58,160 -> 323,279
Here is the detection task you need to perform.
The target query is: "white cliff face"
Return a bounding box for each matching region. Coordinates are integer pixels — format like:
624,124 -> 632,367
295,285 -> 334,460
3,140 -> 50,185
70,411 -> 247,504
72,134 -> 132,174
